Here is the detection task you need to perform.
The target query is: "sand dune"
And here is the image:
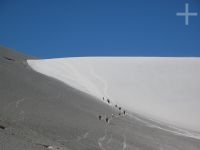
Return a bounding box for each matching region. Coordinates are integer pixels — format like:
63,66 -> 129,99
28,57 -> 200,132
1,46 -> 200,150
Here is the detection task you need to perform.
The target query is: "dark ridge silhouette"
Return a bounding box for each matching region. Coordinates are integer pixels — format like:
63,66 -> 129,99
0,46 -> 35,61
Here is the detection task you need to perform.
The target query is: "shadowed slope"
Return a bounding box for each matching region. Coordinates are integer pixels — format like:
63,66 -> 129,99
0,46 -> 117,150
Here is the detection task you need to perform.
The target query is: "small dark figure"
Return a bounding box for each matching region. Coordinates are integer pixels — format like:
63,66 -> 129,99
115,104 -> 118,108
103,97 -> 105,101
119,113 -> 121,116
105,117 -> 109,123
107,99 -> 110,104
0,125 -> 5,130
3,56 -> 15,61
98,115 -> 102,120
119,107 -> 121,110
123,110 -> 126,115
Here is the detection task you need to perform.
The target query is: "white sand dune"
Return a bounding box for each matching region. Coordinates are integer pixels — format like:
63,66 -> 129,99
28,57 -> 200,132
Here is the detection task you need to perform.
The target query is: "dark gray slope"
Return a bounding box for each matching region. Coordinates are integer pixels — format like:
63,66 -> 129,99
0,46 -> 200,150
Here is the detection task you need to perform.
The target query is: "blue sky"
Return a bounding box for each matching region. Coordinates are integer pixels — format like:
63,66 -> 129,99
0,0 -> 199,58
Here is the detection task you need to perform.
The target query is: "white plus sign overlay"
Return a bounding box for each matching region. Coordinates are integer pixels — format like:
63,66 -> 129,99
176,3 -> 198,25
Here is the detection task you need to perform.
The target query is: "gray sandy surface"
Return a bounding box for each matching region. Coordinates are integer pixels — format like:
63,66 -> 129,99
0,46 -> 200,150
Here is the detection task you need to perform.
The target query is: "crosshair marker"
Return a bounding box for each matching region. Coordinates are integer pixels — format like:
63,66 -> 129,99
176,3 -> 198,25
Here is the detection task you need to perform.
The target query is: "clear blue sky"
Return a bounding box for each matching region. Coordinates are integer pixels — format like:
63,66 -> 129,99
0,0 -> 200,58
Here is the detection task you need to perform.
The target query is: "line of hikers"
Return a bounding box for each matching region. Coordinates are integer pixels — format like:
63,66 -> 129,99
98,97 -> 126,124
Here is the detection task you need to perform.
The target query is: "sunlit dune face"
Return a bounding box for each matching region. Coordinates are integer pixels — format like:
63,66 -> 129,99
28,57 -> 200,132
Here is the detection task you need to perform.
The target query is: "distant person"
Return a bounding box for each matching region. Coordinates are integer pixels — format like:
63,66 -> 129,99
107,99 -> 110,104
102,97 -> 105,101
98,115 -> 102,120
115,104 -> 118,108
123,110 -> 126,115
119,107 -> 121,111
105,117 -> 109,123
